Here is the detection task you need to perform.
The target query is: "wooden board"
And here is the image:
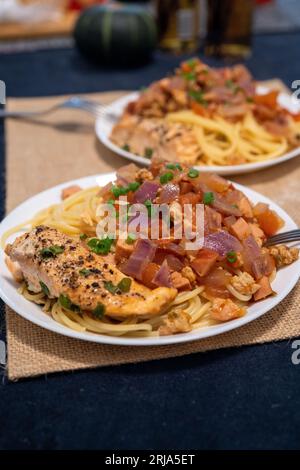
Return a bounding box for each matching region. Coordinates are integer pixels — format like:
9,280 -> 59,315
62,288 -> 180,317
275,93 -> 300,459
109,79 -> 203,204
0,11 -> 78,40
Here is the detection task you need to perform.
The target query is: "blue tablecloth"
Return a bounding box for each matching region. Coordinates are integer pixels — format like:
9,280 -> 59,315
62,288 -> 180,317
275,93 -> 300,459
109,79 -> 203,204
1,33 -> 300,450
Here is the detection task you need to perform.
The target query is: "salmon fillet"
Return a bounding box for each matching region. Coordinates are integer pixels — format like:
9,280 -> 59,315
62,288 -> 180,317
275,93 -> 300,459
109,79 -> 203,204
5,226 -> 177,318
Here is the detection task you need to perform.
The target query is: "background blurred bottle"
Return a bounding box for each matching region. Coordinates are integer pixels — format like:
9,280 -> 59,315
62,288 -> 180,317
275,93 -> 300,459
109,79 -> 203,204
155,0 -> 199,54
204,0 -> 254,59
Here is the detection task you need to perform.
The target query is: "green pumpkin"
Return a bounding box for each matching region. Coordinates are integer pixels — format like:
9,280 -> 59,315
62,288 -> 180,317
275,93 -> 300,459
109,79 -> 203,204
74,3 -> 157,65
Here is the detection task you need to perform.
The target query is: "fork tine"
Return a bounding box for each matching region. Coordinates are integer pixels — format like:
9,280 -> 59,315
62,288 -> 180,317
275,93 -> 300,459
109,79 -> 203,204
264,229 -> 300,246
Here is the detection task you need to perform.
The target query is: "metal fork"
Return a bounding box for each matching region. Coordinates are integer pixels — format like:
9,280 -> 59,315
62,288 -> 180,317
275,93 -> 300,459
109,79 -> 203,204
0,96 -> 117,121
264,229 -> 300,247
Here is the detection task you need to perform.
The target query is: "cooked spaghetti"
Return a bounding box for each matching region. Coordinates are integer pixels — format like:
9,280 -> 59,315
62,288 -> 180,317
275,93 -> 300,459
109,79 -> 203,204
3,162 -> 299,337
110,59 -> 300,166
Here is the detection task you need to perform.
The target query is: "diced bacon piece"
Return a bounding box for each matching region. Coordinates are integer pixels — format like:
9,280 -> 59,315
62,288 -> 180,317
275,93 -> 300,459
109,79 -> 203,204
205,206 -> 222,233
115,239 -> 135,263
180,181 -> 193,194
179,192 -> 201,205
141,262 -> 160,289
61,185 -> 81,200
253,276 -> 274,301
170,271 -> 191,291
249,223 -> 265,245
251,251 -> 275,280
238,196 -> 253,219
230,217 -> 251,240
191,249 -> 219,277
210,298 -> 245,322
224,215 -> 237,229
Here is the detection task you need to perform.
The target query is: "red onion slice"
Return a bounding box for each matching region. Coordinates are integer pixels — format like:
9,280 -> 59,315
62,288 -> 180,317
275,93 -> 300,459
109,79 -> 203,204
121,239 -> 156,281
204,230 -> 242,257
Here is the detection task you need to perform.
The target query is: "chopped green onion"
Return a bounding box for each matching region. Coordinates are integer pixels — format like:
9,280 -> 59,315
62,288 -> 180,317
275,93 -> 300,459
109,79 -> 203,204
182,71 -> 197,81
188,168 -> 199,178
117,278 -> 132,293
122,144 -> 130,152
92,303 -> 105,319
111,182 -> 140,198
126,233 -> 136,245
226,250 -> 237,263
107,199 -> 115,206
185,58 -> 197,68
40,245 -> 64,258
79,233 -> 88,240
87,237 -> 114,255
104,278 -> 132,295
166,163 -> 182,171
203,192 -> 214,205
59,294 -> 80,313
144,199 -> 155,217
79,268 -> 92,277
40,281 -> 50,297
144,147 -> 153,159
127,182 -> 140,192
104,281 -> 119,295
160,172 -> 174,184
188,90 -> 208,106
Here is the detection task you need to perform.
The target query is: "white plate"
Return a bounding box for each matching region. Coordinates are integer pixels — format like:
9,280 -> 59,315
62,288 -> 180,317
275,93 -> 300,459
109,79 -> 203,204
0,173 -> 299,346
96,91 -> 300,176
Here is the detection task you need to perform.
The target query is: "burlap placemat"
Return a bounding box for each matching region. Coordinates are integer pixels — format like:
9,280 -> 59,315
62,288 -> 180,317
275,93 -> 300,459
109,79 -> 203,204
4,90 -> 300,380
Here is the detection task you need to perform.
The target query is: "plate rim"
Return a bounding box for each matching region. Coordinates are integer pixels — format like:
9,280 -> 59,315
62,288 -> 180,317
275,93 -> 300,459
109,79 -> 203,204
0,172 -> 299,347
95,91 -> 300,176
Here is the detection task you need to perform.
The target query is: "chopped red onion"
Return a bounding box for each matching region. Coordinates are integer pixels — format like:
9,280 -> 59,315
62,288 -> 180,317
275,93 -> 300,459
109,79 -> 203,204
133,181 -> 160,203
158,183 -> 180,204
152,260 -> 172,287
204,230 -> 242,257
121,239 -> 156,281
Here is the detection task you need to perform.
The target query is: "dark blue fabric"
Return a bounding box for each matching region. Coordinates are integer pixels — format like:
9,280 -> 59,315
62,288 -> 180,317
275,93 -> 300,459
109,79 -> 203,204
1,33 -> 300,450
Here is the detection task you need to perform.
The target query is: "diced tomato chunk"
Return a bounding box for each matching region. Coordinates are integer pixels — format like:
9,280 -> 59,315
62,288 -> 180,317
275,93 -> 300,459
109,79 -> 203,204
191,249 -> 219,277
253,203 -> 284,236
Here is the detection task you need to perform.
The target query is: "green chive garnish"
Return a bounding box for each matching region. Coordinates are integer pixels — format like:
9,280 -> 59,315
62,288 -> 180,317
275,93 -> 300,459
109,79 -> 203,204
188,90 -> 208,106
40,281 -> 50,297
166,163 -> 182,171
40,245 -> 64,258
59,294 -> 80,312
117,278 -> 132,293
87,237 -> 114,255
144,147 -> 153,159
79,233 -> 88,240
160,172 -> 174,184
203,192 -> 214,205
227,250 -> 237,263
126,233 -> 136,245
79,268 -> 92,277
127,182 -> 140,192
122,144 -> 130,152
188,168 -> 199,178
92,303 -> 105,319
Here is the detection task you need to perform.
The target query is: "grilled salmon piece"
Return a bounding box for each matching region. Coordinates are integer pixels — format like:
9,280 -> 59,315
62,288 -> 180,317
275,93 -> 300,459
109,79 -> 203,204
5,226 -> 177,318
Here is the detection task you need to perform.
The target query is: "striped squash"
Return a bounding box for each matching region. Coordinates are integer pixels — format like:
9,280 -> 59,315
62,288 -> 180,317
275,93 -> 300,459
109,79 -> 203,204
74,3 -> 157,65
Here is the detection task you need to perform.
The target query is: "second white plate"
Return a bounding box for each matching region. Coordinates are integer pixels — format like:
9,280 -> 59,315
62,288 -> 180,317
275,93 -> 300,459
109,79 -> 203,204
95,91 -> 300,176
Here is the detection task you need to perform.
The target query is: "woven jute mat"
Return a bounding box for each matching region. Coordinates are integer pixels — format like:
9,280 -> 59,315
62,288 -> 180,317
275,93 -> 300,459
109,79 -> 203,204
4,90 -> 300,380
